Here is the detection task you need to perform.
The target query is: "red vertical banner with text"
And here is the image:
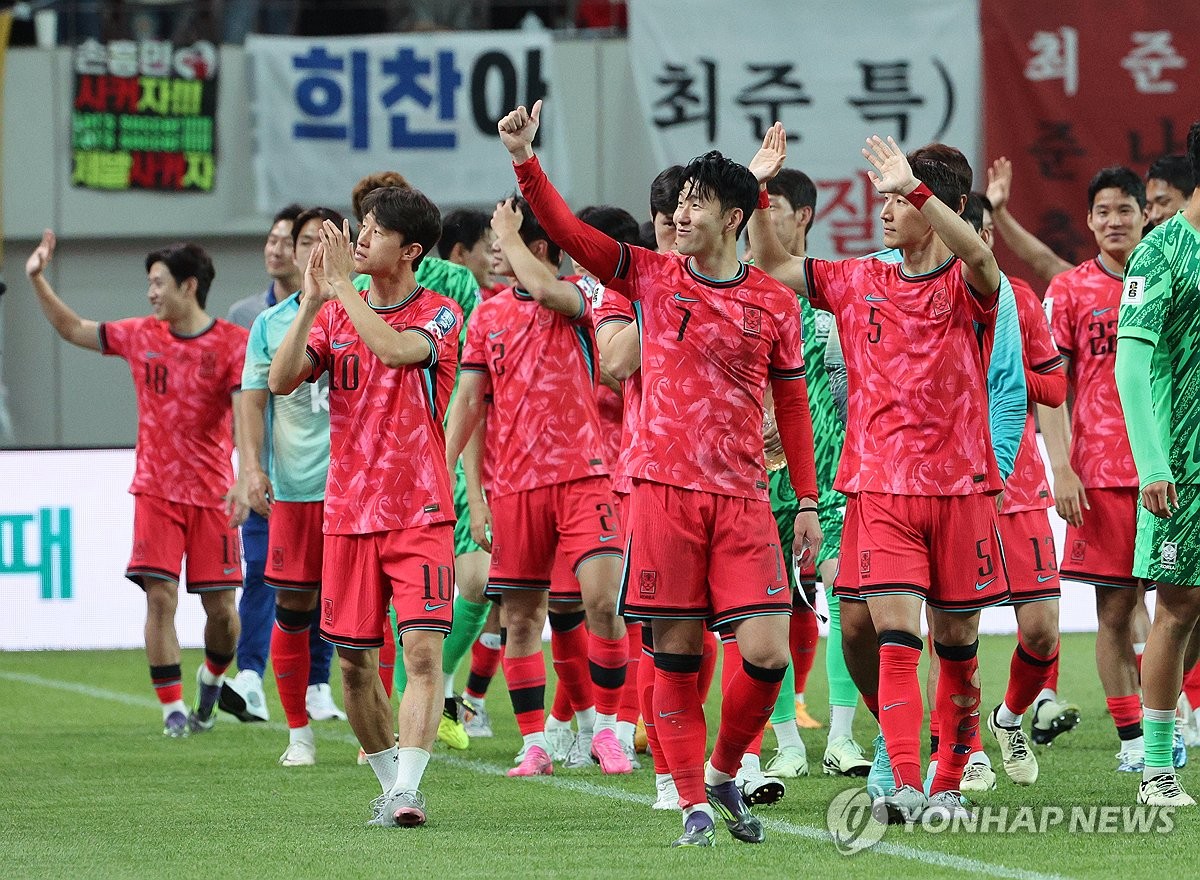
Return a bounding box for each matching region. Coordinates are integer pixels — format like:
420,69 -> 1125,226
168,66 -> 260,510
982,1 -> 1196,282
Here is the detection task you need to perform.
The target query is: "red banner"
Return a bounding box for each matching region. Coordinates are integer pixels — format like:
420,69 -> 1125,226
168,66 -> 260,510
982,0 -> 1197,279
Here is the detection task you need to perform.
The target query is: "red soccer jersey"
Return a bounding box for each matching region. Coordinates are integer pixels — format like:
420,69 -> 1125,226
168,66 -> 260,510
805,256 -> 1001,496
305,286 -> 461,535
461,283 -> 608,498
1002,277 -> 1063,514
1046,257 -> 1138,489
608,248 -> 806,501
100,316 -> 246,509
593,284 -> 640,495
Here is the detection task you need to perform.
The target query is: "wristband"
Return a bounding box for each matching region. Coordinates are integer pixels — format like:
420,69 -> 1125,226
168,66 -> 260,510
757,187 -> 771,210
798,506 -> 818,514
905,182 -> 933,209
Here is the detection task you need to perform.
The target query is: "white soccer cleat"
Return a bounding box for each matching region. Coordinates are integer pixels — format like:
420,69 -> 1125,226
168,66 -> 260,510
763,745 -> 809,778
545,717 -> 576,762
280,738 -> 317,767
960,761 -> 997,792
1138,774 -> 1196,806
988,708 -> 1039,785
306,683 -> 347,721
822,736 -> 871,777
653,776 -> 682,811
218,669 -> 270,722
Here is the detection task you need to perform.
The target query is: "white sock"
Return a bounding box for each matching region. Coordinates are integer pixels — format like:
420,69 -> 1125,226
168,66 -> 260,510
704,761 -> 734,785
968,750 -> 991,768
740,752 -> 761,772
389,747 -> 431,794
480,632 -> 502,650
576,706 -> 597,734
925,758 -> 938,779
522,731 -> 549,753
774,721 -> 804,751
366,745 -> 399,792
198,664 -> 222,687
996,702 -> 1023,728
828,704 -> 856,742
162,699 -> 187,721
289,724 -> 314,745
593,711 -> 617,735
1123,735 -> 1145,754
1036,687 -> 1057,705
655,772 -> 675,789
795,691 -> 805,704
443,676 -> 455,699
1134,642 -> 1146,657
546,714 -> 573,731
616,720 -> 636,748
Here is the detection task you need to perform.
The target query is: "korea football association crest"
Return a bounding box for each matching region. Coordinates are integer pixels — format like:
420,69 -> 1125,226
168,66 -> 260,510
1161,541 -> 1178,571
639,569 -> 659,598
742,305 -> 762,336
930,286 -> 951,318
200,350 -> 218,378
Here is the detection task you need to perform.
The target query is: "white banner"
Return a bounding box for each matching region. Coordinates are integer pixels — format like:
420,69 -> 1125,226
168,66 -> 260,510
1,450 -> 211,650
246,32 -> 565,213
629,0 -> 981,261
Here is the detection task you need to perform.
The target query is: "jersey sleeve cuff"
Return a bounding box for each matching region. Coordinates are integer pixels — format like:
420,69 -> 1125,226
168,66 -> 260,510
303,346 -> 321,382
1117,326 -> 1161,346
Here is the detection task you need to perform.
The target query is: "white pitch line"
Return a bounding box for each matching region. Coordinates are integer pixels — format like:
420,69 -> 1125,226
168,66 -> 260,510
1,669 -> 1070,880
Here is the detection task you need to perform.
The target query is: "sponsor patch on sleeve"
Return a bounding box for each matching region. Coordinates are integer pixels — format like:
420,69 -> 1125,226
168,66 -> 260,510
423,305 -> 458,340
1122,276 -> 1146,306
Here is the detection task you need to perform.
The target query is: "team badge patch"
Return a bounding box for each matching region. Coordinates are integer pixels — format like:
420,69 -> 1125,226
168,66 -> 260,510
200,351 -> 218,378
272,547 -> 285,570
1161,541 -> 1178,570
323,597 -> 334,625
859,550 -> 871,576
639,570 -> 658,598
1071,539 -> 1087,563
423,306 -> 458,340
930,287 -> 950,317
743,305 -> 762,336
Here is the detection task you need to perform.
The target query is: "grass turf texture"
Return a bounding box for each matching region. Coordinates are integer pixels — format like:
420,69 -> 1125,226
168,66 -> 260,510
0,631 -> 1191,879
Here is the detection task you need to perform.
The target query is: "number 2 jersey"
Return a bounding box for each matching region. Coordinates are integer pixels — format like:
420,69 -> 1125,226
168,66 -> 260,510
1047,256 -> 1138,489
100,316 -> 246,509
304,286 -> 461,535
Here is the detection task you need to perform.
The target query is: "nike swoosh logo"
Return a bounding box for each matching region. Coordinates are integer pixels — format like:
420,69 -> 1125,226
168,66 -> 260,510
673,292 -> 700,303
424,602 -> 447,612
1092,307 -> 1113,316
1037,574 -> 1057,583
222,567 -> 238,575
146,351 -> 161,358
865,294 -> 887,302
599,535 -> 617,542
658,708 -> 685,718
488,329 -> 505,339
975,577 -> 997,591
766,585 -> 787,595
881,701 -> 906,711
332,340 -> 353,349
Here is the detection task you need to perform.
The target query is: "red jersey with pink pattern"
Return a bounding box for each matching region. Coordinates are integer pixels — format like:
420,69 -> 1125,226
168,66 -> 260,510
804,256 -> 1001,496
593,284 -> 640,496
99,316 -> 246,509
305,287 -> 461,535
460,283 -> 608,498
1002,277 -> 1063,514
1046,257 -> 1137,489
610,248 -> 806,501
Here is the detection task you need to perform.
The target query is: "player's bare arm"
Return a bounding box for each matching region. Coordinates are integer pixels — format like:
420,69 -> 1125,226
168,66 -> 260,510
320,220 -> 436,368
1037,399 -> 1089,527
269,243 -> 331,395
865,135 -> 1001,296
233,388 -> 274,518
986,157 -> 1072,283
223,395 -> 251,527
491,198 -> 586,318
25,230 -> 102,351
463,421 -> 492,552
444,369 -> 489,476
597,321 -> 640,381
746,123 -> 809,295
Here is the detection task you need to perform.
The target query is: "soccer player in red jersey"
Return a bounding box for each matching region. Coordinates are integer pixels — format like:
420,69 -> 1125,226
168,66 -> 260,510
26,234 -> 247,737
499,101 -> 821,847
751,125 -> 1006,823
444,195 -> 631,778
1038,167 -> 1154,771
269,187 -> 462,828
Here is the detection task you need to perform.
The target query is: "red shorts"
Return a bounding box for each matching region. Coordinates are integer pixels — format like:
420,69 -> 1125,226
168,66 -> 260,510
1061,487 -> 1138,588
486,477 -> 623,599
832,495 -> 864,602
839,492 -> 1009,611
999,508 -> 1060,603
618,481 -> 790,630
266,501 -> 323,592
548,492 -> 626,605
320,523 -> 455,648
126,493 -> 241,593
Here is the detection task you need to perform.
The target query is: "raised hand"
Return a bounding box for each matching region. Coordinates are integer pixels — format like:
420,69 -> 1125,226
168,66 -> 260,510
986,157 -> 1013,212
319,219 -> 356,286
862,135 -> 918,196
497,99 -> 542,162
491,198 -> 524,237
304,242 -> 336,303
748,122 -> 787,184
25,229 -> 57,278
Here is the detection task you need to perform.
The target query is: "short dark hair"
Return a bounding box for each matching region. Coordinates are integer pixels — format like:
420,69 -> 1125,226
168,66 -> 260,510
437,209 -> 490,259
907,143 -> 972,212
351,171 -> 412,222
1087,166 -> 1146,210
649,165 -> 685,219
509,195 -> 562,265
291,207 -> 350,249
962,192 -> 987,232
145,243 -> 215,308
766,168 -> 818,233
1148,154 -> 1196,198
576,205 -> 641,247
272,203 -> 305,227
638,220 -> 657,250
1189,121 -> 1200,182
679,151 -> 759,235
359,186 -> 442,272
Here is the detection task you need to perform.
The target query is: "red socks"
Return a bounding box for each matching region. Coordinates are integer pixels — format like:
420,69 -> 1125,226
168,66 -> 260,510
638,639 -> 668,773
1003,638 -> 1058,716
877,635 -> 924,790
653,657 -> 706,808
549,613 -> 593,720
710,655 -> 783,775
272,606 -> 312,729
150,664 -> 183,705
790,602 -> 819,695
1107,693 -> 1143,741
588,632 -> 627,716
698,631 -> 718,699
378,630 -> 396,699
619,622 -> 642,725
466,637 -> 502,702
930,641 -> 981,796
505,651 -> 548,736
1184,663 -> 1200,710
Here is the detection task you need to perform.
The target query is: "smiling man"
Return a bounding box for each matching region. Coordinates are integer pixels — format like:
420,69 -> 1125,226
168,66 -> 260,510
26,234 -> 247,737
